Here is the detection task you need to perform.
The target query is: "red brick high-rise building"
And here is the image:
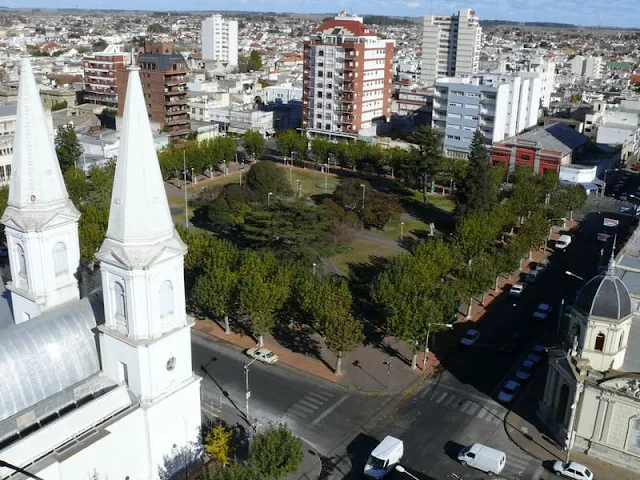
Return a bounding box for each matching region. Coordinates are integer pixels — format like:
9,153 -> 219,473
83,45 -> 127,108
302,12 -> 394,139
118,42 -> 190,139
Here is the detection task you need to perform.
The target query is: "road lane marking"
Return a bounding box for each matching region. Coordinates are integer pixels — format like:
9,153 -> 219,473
308,391 -> 334,401
435,392 -> 448,403
290,403 -> 315,414
476,408 -> 487,420
466,403 -> 480,415
443,395 -> 456,406
300,396 -> 324,407
311,395 -> 349,426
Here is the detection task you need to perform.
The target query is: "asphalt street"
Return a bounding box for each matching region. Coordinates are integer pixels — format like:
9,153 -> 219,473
192,172 -> 640,480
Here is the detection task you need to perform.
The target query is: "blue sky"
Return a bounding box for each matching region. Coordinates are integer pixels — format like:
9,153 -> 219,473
10,1 -> 640,29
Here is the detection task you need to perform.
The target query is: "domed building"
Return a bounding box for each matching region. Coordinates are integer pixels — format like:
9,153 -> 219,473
538,259 -> 640,473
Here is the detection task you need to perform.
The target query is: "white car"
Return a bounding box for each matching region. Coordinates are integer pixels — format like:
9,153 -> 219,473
552,461 -> 594,480
509,282 -> 526,297
533,303 -> 552,322
515,359 -> 536,381
498,380 -> 520,403
246,347 -> 279,365
460,329 -> 480,346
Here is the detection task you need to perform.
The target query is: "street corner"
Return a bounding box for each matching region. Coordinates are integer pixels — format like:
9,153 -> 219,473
284,440 -> 323,480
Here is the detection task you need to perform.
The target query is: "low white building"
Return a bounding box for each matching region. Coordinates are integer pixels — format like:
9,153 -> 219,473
259,83 -> 302,105
586,100 -> 640,161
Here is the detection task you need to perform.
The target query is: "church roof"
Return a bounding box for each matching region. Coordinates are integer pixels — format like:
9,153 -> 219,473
2,58 -> 79,230
98,62 -> 185,267
0,294 -> 103,424
575,272 -> 632,320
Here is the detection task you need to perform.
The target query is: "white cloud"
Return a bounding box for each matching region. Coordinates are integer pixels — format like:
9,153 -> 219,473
406,1 -> 421,7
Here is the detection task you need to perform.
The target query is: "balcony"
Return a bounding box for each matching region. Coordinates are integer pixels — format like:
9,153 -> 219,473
164,87 -> 186,95
164,115 -> 189,125
166,106 -> 188,115
165,75 -> 187,85
165,97 -> 188,106
480,108 -> 495,116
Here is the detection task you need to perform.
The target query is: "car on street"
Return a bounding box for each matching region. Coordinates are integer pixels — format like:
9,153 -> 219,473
620,193 -> 629,201
620,204 -> 634,213
460,329 -> 480,347
509,282 -> 526,297
526,345 -> 547,365
534,259 -> 550,273
525,270 -> 540,283
552,461 -> 594,480
555,235 -> 572,250
515,359 -> 536,381
533,303 -> 552,322
246,347 -> 279,364
498,380 -> 520,403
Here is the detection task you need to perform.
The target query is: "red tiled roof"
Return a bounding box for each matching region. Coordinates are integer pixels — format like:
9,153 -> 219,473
313,19 -> 376,37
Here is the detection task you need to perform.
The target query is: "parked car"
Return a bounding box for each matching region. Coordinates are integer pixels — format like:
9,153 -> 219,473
509,282 -> 526,297
526,345 -> 547,365
555,235 -> 572,250
620,193 -> 629,201
533,303 -> 552,322
460,329 -> 480,346
552,461 -> 594,480
457,443 -> 506,476
525,270 -> 540,283
245,347 -> 279,364
515,359 -> 536,381
620,204 -> 634,213
498,380 -> 521,403
364,436 -> 404,478
534,259 -> 550,273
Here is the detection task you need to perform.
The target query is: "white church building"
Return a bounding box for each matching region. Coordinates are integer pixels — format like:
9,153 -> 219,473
0,58 -> 202,479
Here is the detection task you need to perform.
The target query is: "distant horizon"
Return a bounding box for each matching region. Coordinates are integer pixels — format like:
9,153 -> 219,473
3,1 -> 640,30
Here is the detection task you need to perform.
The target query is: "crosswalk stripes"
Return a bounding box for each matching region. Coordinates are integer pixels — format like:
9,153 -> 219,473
285,389 -> 336,422
424,388 -> 507,425
503,448 -> 534,476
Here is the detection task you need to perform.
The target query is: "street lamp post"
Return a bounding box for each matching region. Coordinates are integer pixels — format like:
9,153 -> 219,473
267,192 -> 273,206
312,262 -> 317,276
565,381 -> 584,463
244,358 -> 258,428
360,184 -> 366,209
400,221 -> 404,240
565,270 -> 584,281
324,160 -> 329,190
423,323 -> 454,371
395,465 -> 419,480
296,179 -> 302,198
382,361 -> 391,389
191,168 -> 196,185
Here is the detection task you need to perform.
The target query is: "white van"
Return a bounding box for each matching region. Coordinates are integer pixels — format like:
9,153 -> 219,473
457,443 -> 506,476
555,235 -> 572,250
364,436 -> 403,478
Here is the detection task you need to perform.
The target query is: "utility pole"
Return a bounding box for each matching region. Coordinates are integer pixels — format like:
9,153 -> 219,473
244,358 -> 257,428
183,151 -> 188,229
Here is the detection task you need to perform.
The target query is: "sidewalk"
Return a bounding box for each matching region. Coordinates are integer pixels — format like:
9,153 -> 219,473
201,404 -> 322,480
194,319 -> 437,394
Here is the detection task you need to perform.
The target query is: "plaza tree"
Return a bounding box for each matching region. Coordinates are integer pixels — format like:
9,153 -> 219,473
361,192 -> 404,230
242,130 -> 265,160
202,461 -> 258,480
249,424 -> 304,480
55,124 -> 83,174
457,130 -> 497,215
275,129 -> 306,161
371,239 -> 457,369
236,251 -> 292,346
310,137 -> 333,164
248,50 -> 263,71
244,161 -> 293,199
408,125 -> 443,202
323,313 -> 364,375
333,178 -> 371,211
204,424 -> 234,466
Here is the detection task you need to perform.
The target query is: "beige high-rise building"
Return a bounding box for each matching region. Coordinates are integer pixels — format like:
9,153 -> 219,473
420,8 -> 482,86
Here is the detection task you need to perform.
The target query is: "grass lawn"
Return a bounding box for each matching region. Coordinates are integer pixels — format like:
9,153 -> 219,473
331,239 -> 402,276
407,190 -> 456,213
285,166 -> 340,197
381,219 -> 431,241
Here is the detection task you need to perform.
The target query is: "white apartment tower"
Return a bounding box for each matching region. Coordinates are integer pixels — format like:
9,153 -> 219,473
201,14 -> 239,67
420,8 -> 482,86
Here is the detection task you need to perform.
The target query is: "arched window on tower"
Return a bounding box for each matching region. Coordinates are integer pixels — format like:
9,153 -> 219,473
159,280 -> 174,329
53,242 -> 68,276
17,244 -> 27,287
114,282 -> 128,333
595,332 -> 606,352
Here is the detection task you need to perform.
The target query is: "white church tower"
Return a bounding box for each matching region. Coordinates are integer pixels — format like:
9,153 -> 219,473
1,59 -> 80,323
96,60 -> 201,475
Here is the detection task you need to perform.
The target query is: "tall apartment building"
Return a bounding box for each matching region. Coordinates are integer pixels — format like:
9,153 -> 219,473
83,45 -> 127,108
420,8 -> 481,86
118,42 -> 190,138
433,75 -> 541,158
302,12 -> 394,139
570,55 -> 603,80
201,14 -> 239,67
521,56 -> 556,108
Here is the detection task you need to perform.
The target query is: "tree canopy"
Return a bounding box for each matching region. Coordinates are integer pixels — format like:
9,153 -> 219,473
457,130 -> 497,215
55,124 -> 83,174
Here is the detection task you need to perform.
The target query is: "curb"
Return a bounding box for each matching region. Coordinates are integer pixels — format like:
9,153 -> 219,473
192,327 -> 430,396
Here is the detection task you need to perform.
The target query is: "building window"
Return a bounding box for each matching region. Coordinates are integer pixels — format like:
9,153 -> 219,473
17,244 -> 27,286
53,242 -> 68,276
114,281 -> 128,332
521,154 -> 530,161
595,333 -> 605,351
